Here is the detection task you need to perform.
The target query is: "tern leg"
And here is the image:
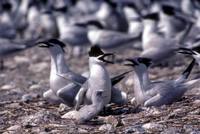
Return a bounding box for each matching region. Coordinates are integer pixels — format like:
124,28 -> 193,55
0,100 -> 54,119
43,90 -> 63,104
57,83 -> 81,107
144,94 -> 162,107
110,88 -> 128,105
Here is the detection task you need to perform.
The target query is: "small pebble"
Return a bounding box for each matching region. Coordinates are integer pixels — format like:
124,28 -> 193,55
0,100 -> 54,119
14,56 -> 29,64
101,116 -> 124,127
161,127 -> 179,134
21,93 -> 40,102
58,103 -> 68,112
142,122 -> 163,131
29,84 -> 41,91
193,100 -> 200,106
124,125 -> 145,133
61,110 -> 78,119
78,128 -> 88,134
125,77 -> 134,87
7,125 -> 21,131
1,84 -> 15,90
99,124 -> 113,131
6,103 -> 21,108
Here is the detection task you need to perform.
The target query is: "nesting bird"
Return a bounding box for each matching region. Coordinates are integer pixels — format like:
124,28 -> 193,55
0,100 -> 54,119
61,45 -> 129,123
38,39 -> 129,107
124,57 -> 199,107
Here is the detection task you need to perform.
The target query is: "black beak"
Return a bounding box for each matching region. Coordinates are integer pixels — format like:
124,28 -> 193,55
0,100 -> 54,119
175,11 -> 195,23
123,59 -> 138,66
98,53 -> 115,64
178,48 -> 196,55
37,41 -> 53,48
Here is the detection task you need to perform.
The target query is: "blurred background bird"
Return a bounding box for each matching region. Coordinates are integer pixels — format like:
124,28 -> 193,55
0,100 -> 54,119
0,0 -> 200,126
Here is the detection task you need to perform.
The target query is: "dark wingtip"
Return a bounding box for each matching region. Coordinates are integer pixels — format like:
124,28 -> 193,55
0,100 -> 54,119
182,58 -> 196,79
178,48 -> 196,55
111,70 -> 133,86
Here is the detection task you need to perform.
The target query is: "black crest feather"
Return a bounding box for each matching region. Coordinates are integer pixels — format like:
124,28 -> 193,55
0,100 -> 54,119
162,5 -> 175,15
143,13 -> 159,21
2,2 -> 12,11
88,45 -> 104,57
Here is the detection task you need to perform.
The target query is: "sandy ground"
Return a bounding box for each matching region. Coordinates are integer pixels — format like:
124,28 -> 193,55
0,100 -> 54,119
0,46 -> 200,134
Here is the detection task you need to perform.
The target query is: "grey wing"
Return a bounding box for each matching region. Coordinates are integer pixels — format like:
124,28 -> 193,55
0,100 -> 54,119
146,81 -> 174,96
0,44 -> 26,56
98,31 -> 136,48
43,89 -> 63,104
110,87 -> 127,105
62,27 -> 89,46
145,81 -> 184,106
141,46 -> 176,63
57,72 -> 87,86
143,35 -> 176,49
75,81 -> 89,110
0,37 -> 39,56
67,72 -> 87,84
57,83 -> 82,107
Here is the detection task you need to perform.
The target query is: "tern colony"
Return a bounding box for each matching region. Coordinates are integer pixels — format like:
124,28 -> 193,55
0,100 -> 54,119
0,0 -> 200,123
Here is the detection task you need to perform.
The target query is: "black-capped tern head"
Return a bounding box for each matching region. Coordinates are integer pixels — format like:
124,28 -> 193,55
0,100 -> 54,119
161,5 -> 195,23
28,0 -> 40,8
124,57 -> 152,68
53,5 -> 68,13
37,39 -> 66,53
142,13 -> 159,27
161,5 -> 176,16
2,2 -> 12,12
142,12 -> 159,22
105,0 -> 118,9
88,45 -> 114,64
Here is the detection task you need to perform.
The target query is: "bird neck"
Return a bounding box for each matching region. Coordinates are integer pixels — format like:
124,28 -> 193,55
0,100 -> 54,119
56,14 -> 67,25
89,62 -> 109,80
50,51 -> 69,74
143,21 -> 157,35
142,21 -> 158,44
133,67 -> 151,95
